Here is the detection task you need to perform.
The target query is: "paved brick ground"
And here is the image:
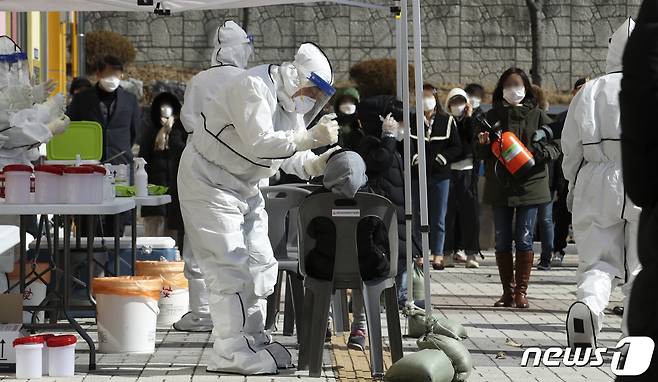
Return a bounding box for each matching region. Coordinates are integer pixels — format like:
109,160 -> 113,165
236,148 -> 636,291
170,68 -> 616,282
0,253 -> 624,381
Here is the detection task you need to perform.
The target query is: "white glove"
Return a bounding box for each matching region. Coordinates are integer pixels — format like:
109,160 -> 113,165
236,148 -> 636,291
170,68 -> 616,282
47,115 -> 70,135
380,113 -> 399,137
293,113 -> 339,151
32,79 -> 57,103
303,146 -> 341,178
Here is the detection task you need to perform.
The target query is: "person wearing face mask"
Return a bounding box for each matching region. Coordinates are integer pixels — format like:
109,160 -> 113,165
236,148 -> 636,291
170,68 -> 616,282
411,84 -> 463,271
173,20 -> 253,334
442,88 -> 480,269
562,18 -> 641,349
333,87 -> 363,150
477,67 -> 560,309
137,92 -> 187,241
177,42 -> 339,375
67,55 -> 141,236
465,83 -> 485,119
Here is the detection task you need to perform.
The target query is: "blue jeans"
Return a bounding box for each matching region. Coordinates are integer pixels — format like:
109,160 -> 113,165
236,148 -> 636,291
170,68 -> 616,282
537,202 -> 554,262
428,178 -> 450,255
493,205 -> 539,253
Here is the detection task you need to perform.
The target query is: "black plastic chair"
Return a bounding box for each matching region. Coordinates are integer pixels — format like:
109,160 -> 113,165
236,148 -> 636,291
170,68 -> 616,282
296,192 -> 404,378
261,185 -> 311,343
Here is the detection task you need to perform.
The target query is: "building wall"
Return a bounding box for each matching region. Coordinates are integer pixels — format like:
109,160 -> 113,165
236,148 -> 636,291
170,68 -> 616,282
83,0 -> 641,90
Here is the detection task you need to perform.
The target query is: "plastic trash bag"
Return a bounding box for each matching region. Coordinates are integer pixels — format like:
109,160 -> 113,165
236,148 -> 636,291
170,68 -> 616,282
418,334 -> 473,382
385,349 -> 454,382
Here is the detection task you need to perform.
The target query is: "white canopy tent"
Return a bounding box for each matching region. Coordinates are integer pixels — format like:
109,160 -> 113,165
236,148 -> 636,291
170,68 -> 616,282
2,0 -> 433,318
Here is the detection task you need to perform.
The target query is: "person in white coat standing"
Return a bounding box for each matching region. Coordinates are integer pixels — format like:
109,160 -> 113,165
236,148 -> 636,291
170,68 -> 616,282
173,20 -> 252,333
177,42 -> 339,375
562,17 -> 641,349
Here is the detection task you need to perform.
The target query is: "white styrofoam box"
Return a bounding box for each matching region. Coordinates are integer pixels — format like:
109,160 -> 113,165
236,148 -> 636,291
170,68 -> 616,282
0,324 -> 24,372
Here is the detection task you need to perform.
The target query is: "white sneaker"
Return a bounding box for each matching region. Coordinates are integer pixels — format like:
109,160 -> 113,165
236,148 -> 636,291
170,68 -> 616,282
465,255 -> 479,269
551,251 -> 565,267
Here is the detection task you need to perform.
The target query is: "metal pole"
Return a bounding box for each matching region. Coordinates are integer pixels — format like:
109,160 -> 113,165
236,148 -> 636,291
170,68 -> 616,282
400,0 -> 414,310
411,0 -> 432,318
395,2 -> 402,101
77,12 -> 86,77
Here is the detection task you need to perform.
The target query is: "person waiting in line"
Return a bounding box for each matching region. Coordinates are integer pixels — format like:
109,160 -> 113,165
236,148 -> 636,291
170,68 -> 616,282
442,88 -> 480,269
68,77 -> 91,100
67,55 -> 142,237
305,149 -> 390,352
411,83 -> 463,270
356,95 -> 422,308
531,84 -> 557,271
477,67 -> 560,309
465,83 -> 485,119
138,92 -> 188,242
333,87 -> 363,150
544,77 -> 589,268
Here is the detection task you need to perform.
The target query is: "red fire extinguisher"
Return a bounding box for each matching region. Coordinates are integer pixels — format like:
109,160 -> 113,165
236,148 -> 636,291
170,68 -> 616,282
479,117 -> 535,177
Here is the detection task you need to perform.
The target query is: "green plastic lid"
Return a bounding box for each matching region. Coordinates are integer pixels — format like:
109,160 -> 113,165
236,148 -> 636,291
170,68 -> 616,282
46,121 -> 103,161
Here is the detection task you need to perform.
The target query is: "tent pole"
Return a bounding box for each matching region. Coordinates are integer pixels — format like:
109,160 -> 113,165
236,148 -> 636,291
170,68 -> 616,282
395,2 -> 402,100
411,0 -> 431,318
400,0 -> 414,312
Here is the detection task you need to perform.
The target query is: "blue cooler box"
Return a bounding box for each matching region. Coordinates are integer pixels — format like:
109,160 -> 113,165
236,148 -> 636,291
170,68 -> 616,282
105,237 -> 179,275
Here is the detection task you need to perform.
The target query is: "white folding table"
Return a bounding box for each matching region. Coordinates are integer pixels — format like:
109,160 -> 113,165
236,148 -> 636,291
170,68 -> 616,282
0,198 -> 135,371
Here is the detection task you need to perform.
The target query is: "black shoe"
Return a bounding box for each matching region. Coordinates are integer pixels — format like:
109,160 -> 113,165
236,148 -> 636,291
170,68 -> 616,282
613,306 -> 624,316
347,330 -> 366,351
537,259 -> 551,270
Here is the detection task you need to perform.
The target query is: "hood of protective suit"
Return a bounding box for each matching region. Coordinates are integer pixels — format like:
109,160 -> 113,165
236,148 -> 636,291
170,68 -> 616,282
606,17 -> 635,74
210,20 -> 252,68
322,150 -> 367,199
277,43 -> 333,112
444,88 -> 469,111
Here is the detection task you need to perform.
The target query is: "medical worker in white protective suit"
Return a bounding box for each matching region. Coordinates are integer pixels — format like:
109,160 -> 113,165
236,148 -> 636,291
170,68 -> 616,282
173,20 -> 253,333
562,17 -> 642,349
178,42 -> 340,374
0,35 -> 68,168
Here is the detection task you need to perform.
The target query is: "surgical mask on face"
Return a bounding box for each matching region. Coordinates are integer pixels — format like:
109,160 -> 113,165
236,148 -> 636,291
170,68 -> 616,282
293,95 -> 316,114
503,86 -> 525,105
99,76 -> 121,93
450,104 -> 466,117
423,97 -> 436,112
470,97 -> 481,109
160,105 -> 173,118
338,103 -> 356,115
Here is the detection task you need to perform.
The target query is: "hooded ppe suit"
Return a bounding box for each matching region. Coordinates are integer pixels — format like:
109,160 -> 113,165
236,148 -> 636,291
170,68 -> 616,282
0,35 -> 68,168
178,42 -> 337,375
174,21 -> 253,333
562,18 -> 642,348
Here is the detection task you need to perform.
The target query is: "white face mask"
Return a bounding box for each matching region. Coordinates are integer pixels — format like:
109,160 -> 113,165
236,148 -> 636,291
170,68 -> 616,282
503,86 -> 525,105
423,97 -> 437,112
293,95 -> 316,114
339,103 -> 356,115
99,76 -> 121,93
160,105 -> 173,118
470,97 -> 481,109
450,104 -> 466,117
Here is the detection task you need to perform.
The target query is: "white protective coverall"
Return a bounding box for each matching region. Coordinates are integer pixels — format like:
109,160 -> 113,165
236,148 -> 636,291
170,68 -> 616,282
174,20 -> 252,333
178,43 -> 339,374
562,17 -> 641,347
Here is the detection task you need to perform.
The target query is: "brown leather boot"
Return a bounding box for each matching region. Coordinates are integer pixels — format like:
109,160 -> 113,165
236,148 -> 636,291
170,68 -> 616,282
514,251 -> 534,308
494,253 -> 515,307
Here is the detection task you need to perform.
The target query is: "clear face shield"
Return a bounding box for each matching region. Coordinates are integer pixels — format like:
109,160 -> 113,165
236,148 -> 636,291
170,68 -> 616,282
0,36 -> 29,90
298,72 -> 336,127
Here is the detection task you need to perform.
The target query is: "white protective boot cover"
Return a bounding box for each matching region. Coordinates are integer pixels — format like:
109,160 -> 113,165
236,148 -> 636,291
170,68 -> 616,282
567,301 -> 598,349
206,293 -> 278,375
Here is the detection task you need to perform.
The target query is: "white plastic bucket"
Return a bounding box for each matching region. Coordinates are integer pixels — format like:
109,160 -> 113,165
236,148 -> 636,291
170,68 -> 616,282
34,165 -> 64,204
47,335 -> 77,377
93,276 -> 162,354
13,337 -> 44,379
63,166 -> 95,204
82,165 -> 106,204
3,164 -> 32,204
34,334 -> 55,375
135,261 -> 189,327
